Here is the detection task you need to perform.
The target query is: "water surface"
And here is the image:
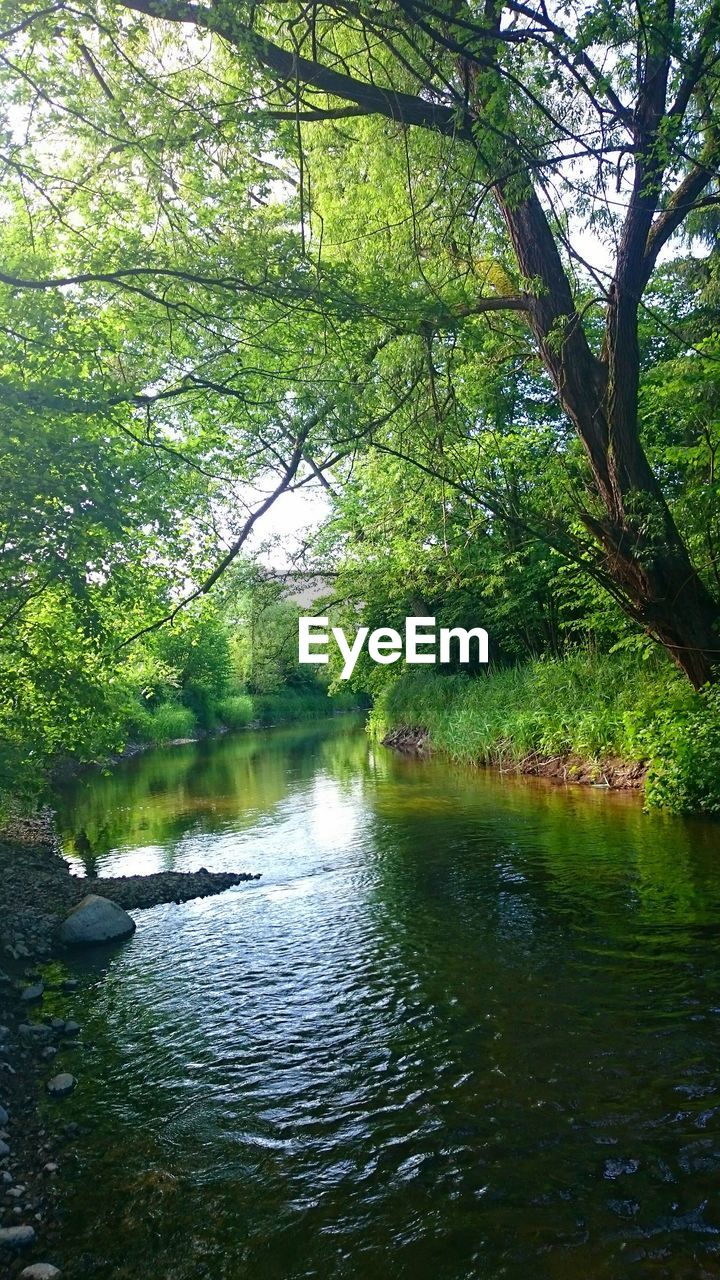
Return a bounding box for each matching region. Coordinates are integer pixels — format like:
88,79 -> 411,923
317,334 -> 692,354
50,719 -> 720,1279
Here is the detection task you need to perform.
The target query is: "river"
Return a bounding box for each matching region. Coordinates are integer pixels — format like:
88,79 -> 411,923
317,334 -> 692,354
49,717 -> 720,1279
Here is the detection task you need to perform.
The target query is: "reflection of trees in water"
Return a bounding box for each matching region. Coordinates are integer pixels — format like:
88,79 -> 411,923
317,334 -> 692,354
55,720 -> 720,934
362,753 -> 720,953
55,718 -> 367,871
47,726 -> 720,1280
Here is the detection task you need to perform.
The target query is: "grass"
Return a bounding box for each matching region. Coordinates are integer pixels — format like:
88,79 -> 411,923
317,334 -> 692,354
251,687 -> 360,726
131,703 -> 198,745
129,686 -> 362,744
370,652 -> 720,813
216,694 -> 254,730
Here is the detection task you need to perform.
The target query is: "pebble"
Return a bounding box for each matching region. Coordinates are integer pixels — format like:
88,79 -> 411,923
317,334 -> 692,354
20,983 -> 44,1003
2,1171 -> 11,1183
43,1162 -> 58,1174
19,1024 -> 52,1042
0,1138 -> 9,1157
20,1265 -> 61,1279
62,1021 -> 80,1037
46,1073 -> 76,1099
0,1105 -> 7,1125
0,1223 -> 36,1247
7,1184 -> 25,1197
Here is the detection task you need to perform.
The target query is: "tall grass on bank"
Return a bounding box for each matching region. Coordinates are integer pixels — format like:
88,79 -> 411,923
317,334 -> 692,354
250,687 -> 359,727
130,687 -> 361,746
370,653 -> 720,813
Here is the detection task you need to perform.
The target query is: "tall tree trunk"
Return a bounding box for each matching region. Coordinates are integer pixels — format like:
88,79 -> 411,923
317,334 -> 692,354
492,184 -> 720,689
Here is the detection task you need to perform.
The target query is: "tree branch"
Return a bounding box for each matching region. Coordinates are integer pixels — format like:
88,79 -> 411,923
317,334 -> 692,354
117,0 -> 478,140
118,427 -> 313,646
643,152 -> 719,284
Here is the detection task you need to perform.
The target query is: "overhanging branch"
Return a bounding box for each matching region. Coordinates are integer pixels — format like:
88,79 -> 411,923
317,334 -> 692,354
118,0 -> 477,140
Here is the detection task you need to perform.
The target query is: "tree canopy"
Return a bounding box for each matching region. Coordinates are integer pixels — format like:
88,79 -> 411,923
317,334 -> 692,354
1,0 -> 720,793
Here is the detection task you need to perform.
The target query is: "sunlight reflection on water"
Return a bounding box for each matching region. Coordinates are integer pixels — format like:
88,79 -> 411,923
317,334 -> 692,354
50,719 -> 720,1280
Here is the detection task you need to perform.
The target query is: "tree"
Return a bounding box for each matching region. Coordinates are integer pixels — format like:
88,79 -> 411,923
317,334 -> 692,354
1,1 -> 719,683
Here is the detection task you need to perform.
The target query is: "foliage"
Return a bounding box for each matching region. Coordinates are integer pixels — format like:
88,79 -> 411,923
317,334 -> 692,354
251,688 -> 352,727
130,703 -> 198,746
216,695 -> 255,731
0,558 -> 358,798
0,0 -> 717,687
0,2 -> 719,809
635,684 -> 720,813
371,654 -> 720,813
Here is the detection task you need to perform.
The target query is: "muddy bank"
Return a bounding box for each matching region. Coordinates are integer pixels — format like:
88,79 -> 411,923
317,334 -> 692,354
382,726 -> 647,790
0,812 -> 259,1276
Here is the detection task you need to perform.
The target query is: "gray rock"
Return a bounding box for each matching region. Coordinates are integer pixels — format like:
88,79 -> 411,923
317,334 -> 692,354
0,1106 -> 8,1126
18,1024 -> 52,1043
59,895 -> 135,946
0,1224 -> 36,1248
62,1021 -> 80,1037
21,1265 -> 61,1279
20,983 -> 44,1003
46,1073 -> 76,1099
0,1139 -> 9,1156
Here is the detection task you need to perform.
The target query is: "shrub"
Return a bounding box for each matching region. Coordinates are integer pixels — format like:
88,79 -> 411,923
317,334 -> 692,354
371,652 -> 720,813
638,683 -> 720,813
251,688 -> 339,726
217,695 -> 254,730
132,702 -> 198,745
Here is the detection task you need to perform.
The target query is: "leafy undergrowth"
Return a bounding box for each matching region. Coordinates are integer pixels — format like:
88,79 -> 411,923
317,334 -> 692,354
370,653 -> 720,813
130,687 -> 361,745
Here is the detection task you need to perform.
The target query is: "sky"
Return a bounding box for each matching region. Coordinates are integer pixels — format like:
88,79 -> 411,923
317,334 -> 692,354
246,484 -> 331,568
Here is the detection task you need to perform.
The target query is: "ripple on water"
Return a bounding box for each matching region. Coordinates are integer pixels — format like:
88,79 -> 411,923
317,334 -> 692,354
51,721 -> 720,1280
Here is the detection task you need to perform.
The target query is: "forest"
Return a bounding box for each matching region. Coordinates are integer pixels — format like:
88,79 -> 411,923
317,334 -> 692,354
1,0 -> 720,811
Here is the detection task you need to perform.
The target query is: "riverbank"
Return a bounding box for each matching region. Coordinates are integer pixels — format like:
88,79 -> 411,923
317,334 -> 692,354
50,698 -> 366,789
372,653 -> 720,812
382,726 -> 647,789
0,812 -> 260,1276
381,725 -> 648,790
128,686 -> 362,749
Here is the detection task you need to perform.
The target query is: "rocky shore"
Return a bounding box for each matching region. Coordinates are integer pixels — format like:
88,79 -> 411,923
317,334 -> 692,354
382,726 -> 647,790
0,811 -> 260,1277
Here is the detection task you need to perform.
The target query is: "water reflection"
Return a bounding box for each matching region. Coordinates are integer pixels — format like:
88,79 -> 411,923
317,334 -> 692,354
49,720 -> 720,1280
